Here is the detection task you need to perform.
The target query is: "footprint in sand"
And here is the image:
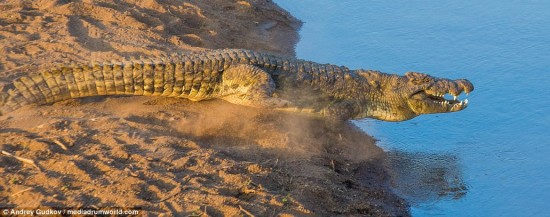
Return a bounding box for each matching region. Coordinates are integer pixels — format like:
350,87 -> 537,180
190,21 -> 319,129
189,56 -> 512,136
67,16 -> 113,52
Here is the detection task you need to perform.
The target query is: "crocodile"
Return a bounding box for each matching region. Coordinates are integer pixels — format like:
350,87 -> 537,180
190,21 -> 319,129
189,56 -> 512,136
0,49 -> 473,121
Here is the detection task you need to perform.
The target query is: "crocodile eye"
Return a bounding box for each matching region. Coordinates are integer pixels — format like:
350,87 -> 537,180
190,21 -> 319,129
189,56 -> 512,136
410,78 -> 423,85
407,72 -> 433,85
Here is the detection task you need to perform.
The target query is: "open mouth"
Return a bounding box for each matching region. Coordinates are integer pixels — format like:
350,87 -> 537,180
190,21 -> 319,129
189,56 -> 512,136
413,90 -> 469,111
427,92 -> 468,106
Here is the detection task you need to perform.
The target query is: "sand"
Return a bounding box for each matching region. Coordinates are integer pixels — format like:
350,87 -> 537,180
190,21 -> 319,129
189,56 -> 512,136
0,0 -> 409,216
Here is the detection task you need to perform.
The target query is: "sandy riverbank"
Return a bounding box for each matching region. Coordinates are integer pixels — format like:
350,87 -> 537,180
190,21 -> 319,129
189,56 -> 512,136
0,0 -> 409,216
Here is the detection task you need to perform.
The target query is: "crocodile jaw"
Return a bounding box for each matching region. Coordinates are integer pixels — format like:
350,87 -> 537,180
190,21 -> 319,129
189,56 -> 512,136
408,90 -> 469,115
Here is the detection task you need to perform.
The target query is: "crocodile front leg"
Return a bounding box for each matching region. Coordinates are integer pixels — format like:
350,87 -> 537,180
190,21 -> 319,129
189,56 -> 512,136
219,64 -> 291,108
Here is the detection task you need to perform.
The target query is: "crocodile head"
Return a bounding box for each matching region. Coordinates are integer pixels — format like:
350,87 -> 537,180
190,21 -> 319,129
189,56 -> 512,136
356,70 -> 474,121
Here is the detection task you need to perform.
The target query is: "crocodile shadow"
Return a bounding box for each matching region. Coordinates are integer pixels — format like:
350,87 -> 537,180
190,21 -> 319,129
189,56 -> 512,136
381,151 -> 468,204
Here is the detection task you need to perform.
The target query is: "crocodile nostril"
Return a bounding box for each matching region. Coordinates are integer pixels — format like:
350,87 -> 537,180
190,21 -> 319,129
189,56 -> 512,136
457,79 -> 474,93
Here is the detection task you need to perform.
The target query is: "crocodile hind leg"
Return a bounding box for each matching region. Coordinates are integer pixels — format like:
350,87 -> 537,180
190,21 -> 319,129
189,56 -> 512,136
220,64 -> 291,108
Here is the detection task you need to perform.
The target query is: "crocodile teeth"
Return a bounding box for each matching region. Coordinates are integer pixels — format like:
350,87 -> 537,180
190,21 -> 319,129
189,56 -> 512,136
458,99 -> 469,106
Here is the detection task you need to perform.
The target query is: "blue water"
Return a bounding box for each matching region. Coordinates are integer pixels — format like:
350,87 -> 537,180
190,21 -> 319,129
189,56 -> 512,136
275,1 -> 550,216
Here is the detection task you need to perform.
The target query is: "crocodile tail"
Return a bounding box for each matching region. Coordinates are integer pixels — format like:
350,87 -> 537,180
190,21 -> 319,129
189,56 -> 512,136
0,59 -> 189,115
0,84 -> 19,116
1,63 -> 129,111
0,88 -> 7,116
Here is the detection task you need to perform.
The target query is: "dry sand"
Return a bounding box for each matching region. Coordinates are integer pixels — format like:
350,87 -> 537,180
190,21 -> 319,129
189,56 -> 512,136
0,0 -> 409,216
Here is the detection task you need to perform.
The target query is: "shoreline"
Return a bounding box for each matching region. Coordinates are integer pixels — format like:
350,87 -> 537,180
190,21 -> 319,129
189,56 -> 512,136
0,0 -> 409,216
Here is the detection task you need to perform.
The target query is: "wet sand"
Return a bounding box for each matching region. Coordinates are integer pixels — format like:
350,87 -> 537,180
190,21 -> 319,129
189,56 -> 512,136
0,0 -> 409,216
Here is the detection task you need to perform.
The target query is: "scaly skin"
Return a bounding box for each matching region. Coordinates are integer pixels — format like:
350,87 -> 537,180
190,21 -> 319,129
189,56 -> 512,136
0,49 -> 474,121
